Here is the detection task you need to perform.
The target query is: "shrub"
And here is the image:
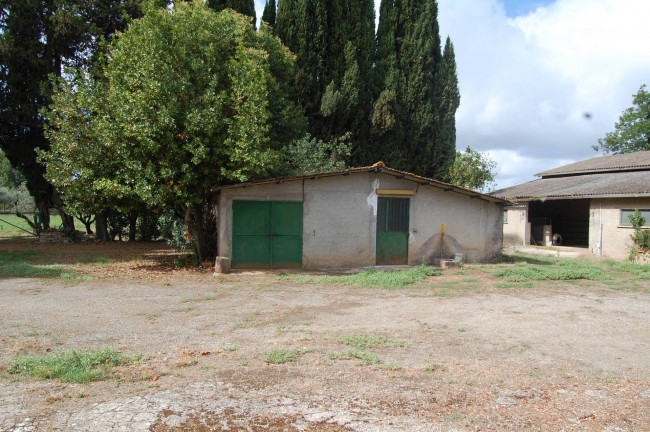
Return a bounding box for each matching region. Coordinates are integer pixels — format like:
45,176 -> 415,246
628,209 -> 650,260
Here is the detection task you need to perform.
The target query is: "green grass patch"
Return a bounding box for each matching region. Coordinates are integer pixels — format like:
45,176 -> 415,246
487,255 -> 609,282
336,333 -> 405,349
263,348 -> 310,364
77,255 -> 112,265
8,348 -> 142,383
282,264 -> 439,290
495,282 -> 535,289
379,362 -> 402,371
487,253 -> 650,285
0,262 -> 61,277
0,251 -> 40,262
601,260 -> 650,279
59,271 -> 95,281
0,214 -> 38,237
0,214 -> 95,237
462,277 -> 480,283
0,258 -> 87,280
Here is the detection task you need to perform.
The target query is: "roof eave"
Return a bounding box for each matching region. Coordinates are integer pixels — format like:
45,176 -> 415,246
537,165 -> 650,178
499,192 -> 650,202
210,166 -> 510,205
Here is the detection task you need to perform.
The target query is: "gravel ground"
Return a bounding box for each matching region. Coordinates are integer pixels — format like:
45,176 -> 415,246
0,260 -> 649,431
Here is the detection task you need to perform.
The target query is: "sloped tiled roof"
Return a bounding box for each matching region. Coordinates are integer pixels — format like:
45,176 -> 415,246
212,162 -> 509,204
492,170 -> 650,201
537,151 -> 650,177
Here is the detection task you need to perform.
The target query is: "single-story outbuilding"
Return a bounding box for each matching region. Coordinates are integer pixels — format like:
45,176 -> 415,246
212,163 -> 508,269
492,151 -> 650,259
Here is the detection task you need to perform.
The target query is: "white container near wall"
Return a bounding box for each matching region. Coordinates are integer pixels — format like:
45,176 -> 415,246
543,225 -> 553,246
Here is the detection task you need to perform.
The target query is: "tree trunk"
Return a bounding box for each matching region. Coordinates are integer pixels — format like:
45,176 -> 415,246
95,212 -> 110,242
51,190 -> 75,231
128,209 -> 137,241
185,203 -> 209,262
82,221 -> 94,235
62,213 -> 75,231
36,198 -> 50,230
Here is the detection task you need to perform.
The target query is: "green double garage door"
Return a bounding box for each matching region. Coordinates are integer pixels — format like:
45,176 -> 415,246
232,200 -> 303,268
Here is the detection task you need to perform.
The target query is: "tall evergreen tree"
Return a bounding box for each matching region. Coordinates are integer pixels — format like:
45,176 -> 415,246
261,0 -> 276,27
275,0 -> 298,48
373,0 -> 458,179
0,0 -> 142,229
276,0 -> 374,153
321,0 -> 375,160
372,0 -> 404,165
207,0 -> 255,20
437,37 -> 461,178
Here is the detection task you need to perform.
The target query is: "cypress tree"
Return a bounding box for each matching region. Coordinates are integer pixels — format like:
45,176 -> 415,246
321,0 -> 375,160
402,0 -> 442,177
276,0 -> 374,152
275,0 -> 298,49
261,0 -> 276,27
276,0 -> 329,134
207,0 -> 256,20
373,0 -> 457,179
437,37 -> 460,179
372,0 -> 404,165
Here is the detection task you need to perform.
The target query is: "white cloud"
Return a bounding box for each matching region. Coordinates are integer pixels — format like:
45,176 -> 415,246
254,0 -> 650,188
487,149 -> 574,189
439,0 -> 650,187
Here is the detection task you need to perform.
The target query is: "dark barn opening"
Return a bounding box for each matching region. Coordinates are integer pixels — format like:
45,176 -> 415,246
528,199 -> 590,247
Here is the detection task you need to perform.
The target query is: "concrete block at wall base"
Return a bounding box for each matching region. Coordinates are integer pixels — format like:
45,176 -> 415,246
433,258 -> 461,270
214,257 -> 231,274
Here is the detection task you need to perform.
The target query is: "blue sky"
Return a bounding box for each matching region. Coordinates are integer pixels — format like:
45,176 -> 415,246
254,0 -> 650,189
501,0 -> 555,17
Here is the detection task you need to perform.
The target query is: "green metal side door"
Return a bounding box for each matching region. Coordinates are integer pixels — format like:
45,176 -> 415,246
270,202 -> 302,268
232,200 -> 302,268
376,197 -> 409,265
232,201 -> 271,268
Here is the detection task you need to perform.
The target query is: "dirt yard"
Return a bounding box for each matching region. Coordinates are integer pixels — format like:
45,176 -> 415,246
0,240 -> 649,431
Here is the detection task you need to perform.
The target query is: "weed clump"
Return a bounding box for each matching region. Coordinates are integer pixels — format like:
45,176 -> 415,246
8,348 -> 142,383
336,333 -> 405,349
281,264 -> 439,289
264,348 -> 310,364
490,260 -> 608,282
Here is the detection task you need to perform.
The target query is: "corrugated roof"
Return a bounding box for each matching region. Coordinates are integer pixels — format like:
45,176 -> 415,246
537,151 -> 650,177
211,162 -> 509,204
491,170 -> 650,201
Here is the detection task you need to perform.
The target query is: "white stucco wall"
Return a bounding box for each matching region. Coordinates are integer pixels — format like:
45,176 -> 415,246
216,172 -> 504,268
502,206 -> 528,247
589,198 -> 650,259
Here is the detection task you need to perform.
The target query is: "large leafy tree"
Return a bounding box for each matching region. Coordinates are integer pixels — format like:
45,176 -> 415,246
594,84 -> 650,154
43,3 -> 304,260
0,0 -> 142,229
444,146 -> 497,192
373,0 -> 458,179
